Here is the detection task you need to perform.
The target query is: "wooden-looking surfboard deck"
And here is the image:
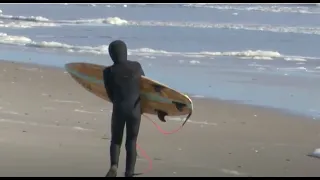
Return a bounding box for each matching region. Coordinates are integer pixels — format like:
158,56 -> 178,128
65,62 -> 193,121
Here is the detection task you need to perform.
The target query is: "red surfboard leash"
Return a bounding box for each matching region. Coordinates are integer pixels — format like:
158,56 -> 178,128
134,112 -> 191,176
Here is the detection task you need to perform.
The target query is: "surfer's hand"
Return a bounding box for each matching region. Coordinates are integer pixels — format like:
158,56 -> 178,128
157,110 -> 167,122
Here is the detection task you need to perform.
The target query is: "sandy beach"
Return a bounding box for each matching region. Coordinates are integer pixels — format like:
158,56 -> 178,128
0,60 -> 319,177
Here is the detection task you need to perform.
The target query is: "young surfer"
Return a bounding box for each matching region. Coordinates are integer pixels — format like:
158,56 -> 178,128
103,40 -> 145,177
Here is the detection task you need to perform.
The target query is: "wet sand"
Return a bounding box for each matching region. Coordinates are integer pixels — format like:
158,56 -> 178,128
0,60 -> 319,177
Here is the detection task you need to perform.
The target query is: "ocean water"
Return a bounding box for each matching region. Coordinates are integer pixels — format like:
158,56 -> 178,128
0,3 -> 319,118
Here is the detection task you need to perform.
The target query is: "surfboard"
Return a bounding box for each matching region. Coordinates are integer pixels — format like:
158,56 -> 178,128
64,62 -> 193,123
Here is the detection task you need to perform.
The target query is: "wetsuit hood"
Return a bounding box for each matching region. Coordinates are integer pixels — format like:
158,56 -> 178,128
108,40 -> 128,64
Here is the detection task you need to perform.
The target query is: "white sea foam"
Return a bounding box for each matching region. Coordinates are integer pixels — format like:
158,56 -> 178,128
58,17 -> 128,26
191,95 -> 205,98
0,33 -> 32,45
183,4 -> 320,14
74,18 -> 320,36
284,57 -> 307,62
248,63 -> 269,67
199,50 -> 282,58
65,18 -> 318,36
189,60 -> 201,64
147,21 -> 320,35
0,14 -> 49,22
0,32 -> 318,62
60,3 -> 320,15
104,17 -> 128,25
0,8 -> 320,36
0,10 -> 59,28
0,21 -> 58,28
277,67 -> 308,72
66,3 -> 149,8
252,56 -> 273,60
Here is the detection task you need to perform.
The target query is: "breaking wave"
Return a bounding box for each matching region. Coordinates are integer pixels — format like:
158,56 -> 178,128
0,10 -> 57,28
0,14 -> 49,22
61,17 -> 320,36
0,32 -> 318,62
0,9 -> 320,36
0,21 -> 58,28
58,3 -> 320,15
2,15 -> 320,37
183,4 -> 320,14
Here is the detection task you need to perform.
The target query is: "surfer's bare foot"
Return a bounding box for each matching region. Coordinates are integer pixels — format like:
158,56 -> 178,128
106,165 -> 118,177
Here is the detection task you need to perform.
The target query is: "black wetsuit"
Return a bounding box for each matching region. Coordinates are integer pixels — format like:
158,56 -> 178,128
103,40 -> 145,177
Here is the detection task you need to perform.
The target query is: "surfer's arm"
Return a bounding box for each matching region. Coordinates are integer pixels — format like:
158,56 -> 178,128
103,67 -> 114,103
140,68 -> 145,76
139,64 -> 145,114
137,62 -> 145,76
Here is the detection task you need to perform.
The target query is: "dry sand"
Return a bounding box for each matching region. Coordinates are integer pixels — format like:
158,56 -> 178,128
0,60 -> 319,177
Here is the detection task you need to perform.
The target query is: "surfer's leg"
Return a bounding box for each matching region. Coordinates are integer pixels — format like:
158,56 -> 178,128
108,113 -> 126,173
125,114 -> 141,177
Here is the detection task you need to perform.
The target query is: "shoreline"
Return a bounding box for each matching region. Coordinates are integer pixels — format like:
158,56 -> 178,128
1,58 -> 317,121
0,59 -> 319,176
